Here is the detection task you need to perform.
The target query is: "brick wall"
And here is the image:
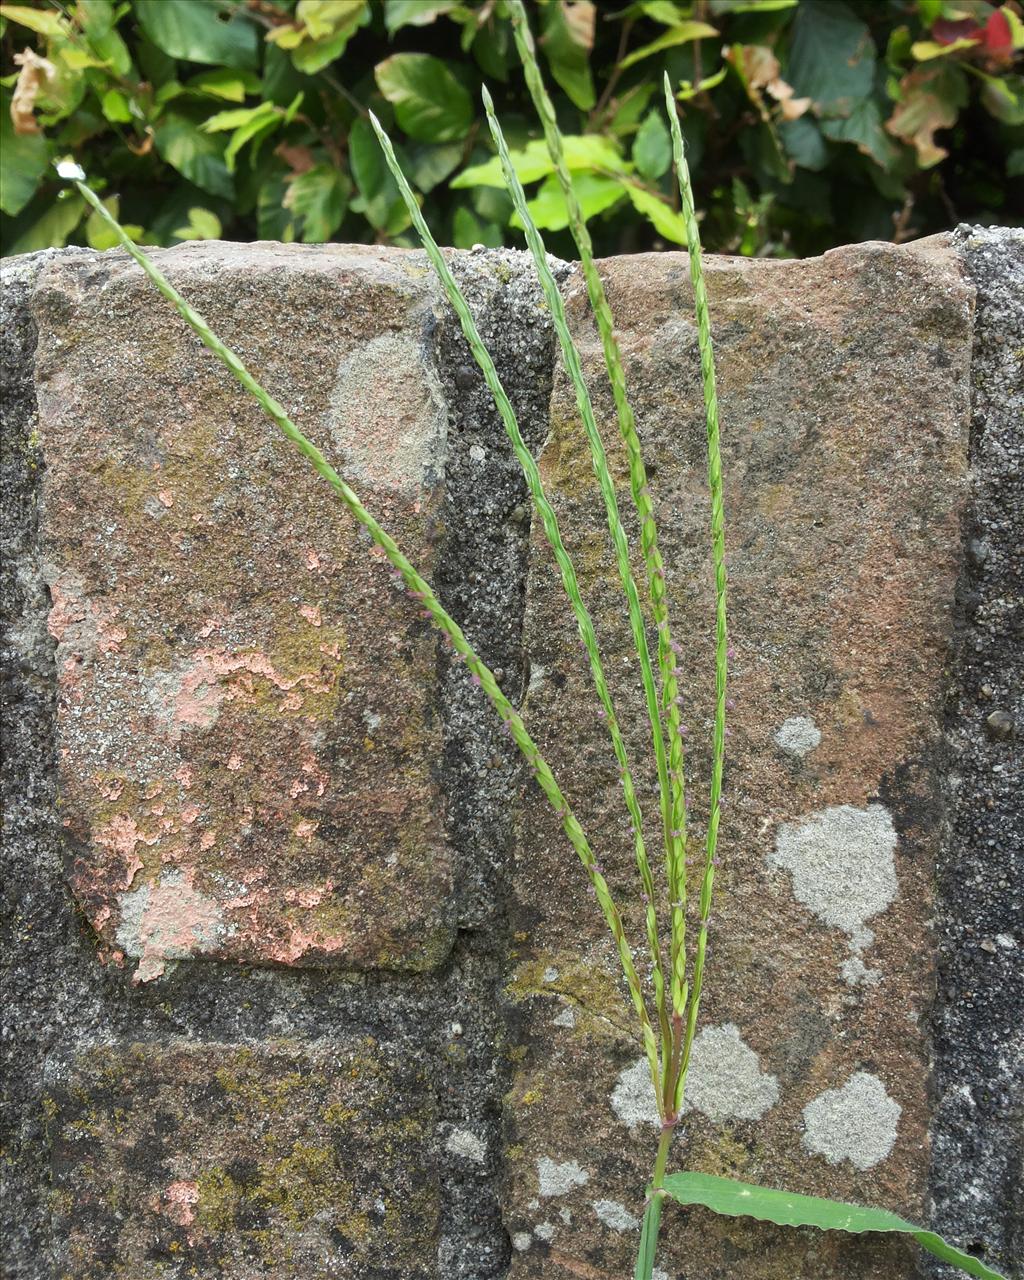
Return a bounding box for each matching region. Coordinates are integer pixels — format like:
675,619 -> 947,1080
2,230 -> 1020,1280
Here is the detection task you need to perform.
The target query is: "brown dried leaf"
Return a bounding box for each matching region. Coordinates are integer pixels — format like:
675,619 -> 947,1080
733,44 -> 781,90
779,93 -> 812,120
560,0 -> 595,52
275,141 -> 316,176
11,47 -> 57,136
886,65 -> 965,167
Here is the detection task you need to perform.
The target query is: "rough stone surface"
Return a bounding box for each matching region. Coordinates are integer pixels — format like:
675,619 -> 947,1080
31,243 -> 454,980
505,240 -> 974,1277
929,226 -> 1024,1279
47,1039 -> 437,1277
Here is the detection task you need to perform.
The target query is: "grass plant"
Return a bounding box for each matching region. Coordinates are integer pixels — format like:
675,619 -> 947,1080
59,14 -> 1007,1274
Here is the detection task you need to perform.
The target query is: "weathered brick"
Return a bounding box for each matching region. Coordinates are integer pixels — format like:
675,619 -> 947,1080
504,240 -> 973,1274
32,244 -> 454,981
47,1039 -> 437,1278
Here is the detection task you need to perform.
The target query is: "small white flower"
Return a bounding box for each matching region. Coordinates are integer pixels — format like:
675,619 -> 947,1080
56,159 -> 86,182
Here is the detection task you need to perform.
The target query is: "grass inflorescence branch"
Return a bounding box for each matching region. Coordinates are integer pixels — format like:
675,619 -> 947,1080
506,0 -> 693,1050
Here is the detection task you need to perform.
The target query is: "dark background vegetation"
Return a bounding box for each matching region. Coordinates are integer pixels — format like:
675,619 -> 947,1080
1,0 -> 1021,261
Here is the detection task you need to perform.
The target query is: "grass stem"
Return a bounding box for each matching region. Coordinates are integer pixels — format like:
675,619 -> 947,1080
663,75 -> 729,1112
481,85 -> 674,1062
507,0 -> 692,1026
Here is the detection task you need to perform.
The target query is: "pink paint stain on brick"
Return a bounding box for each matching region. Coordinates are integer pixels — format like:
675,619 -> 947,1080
47,572 -> 127,656
147,647 -> 334,742
92,775 -> 125,802
117,869 -> 228,983
268,926 -> 350,966
299,604 -> 322,627
161,1180 -> 198,1227
94,814 -> 162,888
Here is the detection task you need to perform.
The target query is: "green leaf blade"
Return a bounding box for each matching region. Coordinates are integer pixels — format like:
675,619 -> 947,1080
153,112 -> 234,199
661,1173 -> 1009,1280
375,53 -> 473,142
619,21 -> 719,72
134,0 -> 258,70
0,92 -> 51,217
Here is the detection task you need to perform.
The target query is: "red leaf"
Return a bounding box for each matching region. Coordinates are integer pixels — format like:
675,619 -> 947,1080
931,17 -> 982,45
981,9 -> 1012,57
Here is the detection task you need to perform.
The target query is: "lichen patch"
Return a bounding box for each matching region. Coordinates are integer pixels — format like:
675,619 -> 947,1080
774,715 -> 822,757
770,803 -> 898,965
801,1072 -> 901,1171
536,1157 -> 589,1198
610,1058 -> 660,1132
683,1023 -> 780,1123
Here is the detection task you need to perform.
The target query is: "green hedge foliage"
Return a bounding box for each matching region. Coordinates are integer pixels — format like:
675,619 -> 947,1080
1,0 -> 1021,260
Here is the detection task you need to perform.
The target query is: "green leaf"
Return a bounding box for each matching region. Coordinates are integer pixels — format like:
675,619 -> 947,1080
786,0 -> 875,117
822,98 -> 900,170
186,68 -> 261,102
348,116 -> 410,234
171,206 -> 222,240
637,1 -> 686,24
0,4 -> 68,37
619,22 -> 719,72
911,37 -> 981,60
540,0 -> 596,111
512,171 -> 627,232
1008,146 -> 1024,177
451,135 -> 627,188
634,1195 -> 662,1280
153,112 -> 233,198
137,35 -> 176,89
0,93 -> 51,216
375,53 -> 473,142
59,47 -> 109,71
624,182 -> 687,243
223,105 -> 284,173
609,83 -> 656,131
660,1173 -> 1009,1280
407,142 -> 463,193
384,0 -> 457,34
979,72 -> 1024,125
257,172 -> 294,241
77,0 -> 115,38
633,110 -> 672,181
86,24 -> 133,77
266,0 -> 368,76
202,104 -> 276,133
1004,6 -> 1024,51
101,88 -> 133,124
283,164 -> 348,241
134,0 -> 258,71
710,0 -> 796,12
452,205 -> 501,248
674,65 -> 728,101
471,18 -> 511,81
7,190 -> 84,254
86,194 -> 142,249
779,115 -> 827,170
